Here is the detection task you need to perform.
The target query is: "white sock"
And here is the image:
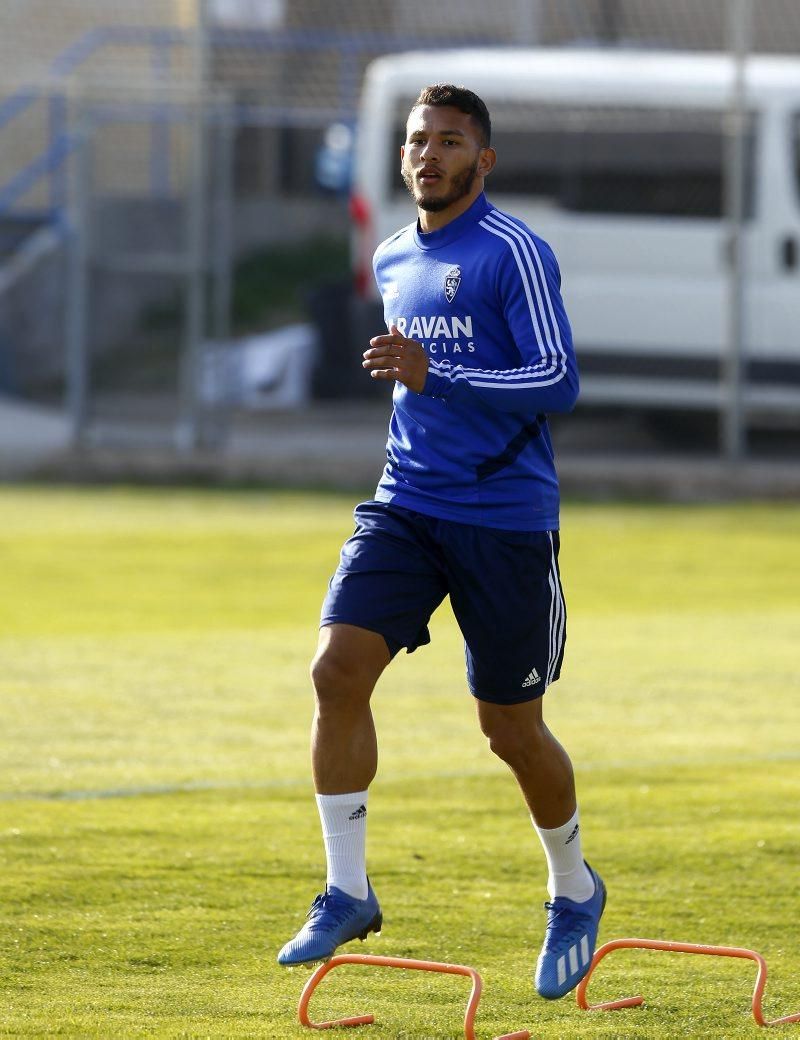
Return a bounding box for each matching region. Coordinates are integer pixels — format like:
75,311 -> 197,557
316,791 -> 369,900
532,808 -> 595,903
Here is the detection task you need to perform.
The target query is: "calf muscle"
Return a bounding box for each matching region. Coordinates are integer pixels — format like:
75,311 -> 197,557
310,624 -> 390,795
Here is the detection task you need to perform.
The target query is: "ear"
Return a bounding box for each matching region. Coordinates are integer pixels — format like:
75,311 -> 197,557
478,146 -> 497,178
400,144 -> 405,161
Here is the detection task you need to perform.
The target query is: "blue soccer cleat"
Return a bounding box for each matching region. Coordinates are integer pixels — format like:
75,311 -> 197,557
277,881 -> 382,966
534,862 -> 606,1000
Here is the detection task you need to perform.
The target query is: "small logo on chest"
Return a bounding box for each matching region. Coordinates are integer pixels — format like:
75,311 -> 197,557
444,265 -> 461,304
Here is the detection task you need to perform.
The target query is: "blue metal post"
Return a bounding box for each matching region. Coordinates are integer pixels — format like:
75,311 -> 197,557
48,93 -> 68,213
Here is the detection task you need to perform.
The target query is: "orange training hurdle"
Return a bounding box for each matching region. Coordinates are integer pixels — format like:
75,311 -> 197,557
577,937 -> 800,1028
298,953 -> 531,1040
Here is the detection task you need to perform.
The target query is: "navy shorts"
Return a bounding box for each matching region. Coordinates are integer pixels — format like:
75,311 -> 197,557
320,501 -> 567,705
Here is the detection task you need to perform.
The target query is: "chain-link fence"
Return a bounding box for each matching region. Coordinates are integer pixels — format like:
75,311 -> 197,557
1,0 -> 799,455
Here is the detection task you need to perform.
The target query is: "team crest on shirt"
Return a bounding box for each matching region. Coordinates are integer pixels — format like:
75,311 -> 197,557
443,265 -> 461,304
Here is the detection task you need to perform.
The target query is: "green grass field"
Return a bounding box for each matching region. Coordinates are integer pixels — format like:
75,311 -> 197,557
0,487 -> 798,1039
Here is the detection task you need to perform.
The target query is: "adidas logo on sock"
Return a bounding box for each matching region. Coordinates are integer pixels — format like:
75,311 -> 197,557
522,667 -> 541,689
348,804 -> 367,821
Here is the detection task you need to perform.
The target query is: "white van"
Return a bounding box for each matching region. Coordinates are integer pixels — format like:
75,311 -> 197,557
350,49 -> 800,418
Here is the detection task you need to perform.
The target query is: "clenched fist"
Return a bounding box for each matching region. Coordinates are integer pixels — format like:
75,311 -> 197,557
362,324 -> 429,393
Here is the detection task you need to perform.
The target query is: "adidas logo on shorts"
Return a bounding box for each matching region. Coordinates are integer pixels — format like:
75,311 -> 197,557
522,667 -> 541,689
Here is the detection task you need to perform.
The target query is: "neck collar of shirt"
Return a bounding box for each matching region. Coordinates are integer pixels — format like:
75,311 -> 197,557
413,192 -> 491,251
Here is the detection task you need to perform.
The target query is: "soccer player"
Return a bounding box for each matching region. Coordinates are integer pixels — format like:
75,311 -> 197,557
277,84 -> 605,1000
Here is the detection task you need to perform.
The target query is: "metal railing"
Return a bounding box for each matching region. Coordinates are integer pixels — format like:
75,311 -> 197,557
0,27 -> 186,218
0,23 -> 502,223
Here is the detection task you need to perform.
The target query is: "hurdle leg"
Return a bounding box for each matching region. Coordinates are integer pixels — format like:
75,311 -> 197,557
297,952 -> 531,1039
576,937 -> 800,1028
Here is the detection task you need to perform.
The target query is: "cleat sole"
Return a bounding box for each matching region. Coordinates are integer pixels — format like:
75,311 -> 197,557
289,956 -> 329,970
358,910 -> 383,941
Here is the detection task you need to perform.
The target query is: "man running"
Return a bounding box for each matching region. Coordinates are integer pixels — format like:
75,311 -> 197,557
277,83 -> 605,1000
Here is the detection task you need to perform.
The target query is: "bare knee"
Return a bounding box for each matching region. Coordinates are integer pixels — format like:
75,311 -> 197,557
483,720 -> 540,771
310,647 -> 361,707
309,625 -> 390,712
479,702 -> 548,771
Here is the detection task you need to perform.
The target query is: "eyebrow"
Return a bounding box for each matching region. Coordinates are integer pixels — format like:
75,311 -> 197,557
408,128 -> 467,137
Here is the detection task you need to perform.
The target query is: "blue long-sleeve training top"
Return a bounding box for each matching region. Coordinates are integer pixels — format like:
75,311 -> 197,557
372,191 -> 579,531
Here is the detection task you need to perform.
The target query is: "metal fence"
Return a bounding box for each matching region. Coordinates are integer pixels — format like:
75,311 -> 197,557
0,0 -> 799,457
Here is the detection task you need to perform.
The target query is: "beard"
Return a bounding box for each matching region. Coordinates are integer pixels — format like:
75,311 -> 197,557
402,158 -> 480,212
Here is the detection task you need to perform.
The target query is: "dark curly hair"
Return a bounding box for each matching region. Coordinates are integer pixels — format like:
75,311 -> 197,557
411,84 -> 492,147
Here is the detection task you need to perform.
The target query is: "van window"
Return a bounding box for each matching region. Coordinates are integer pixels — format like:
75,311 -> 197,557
391,102 -> 755,219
